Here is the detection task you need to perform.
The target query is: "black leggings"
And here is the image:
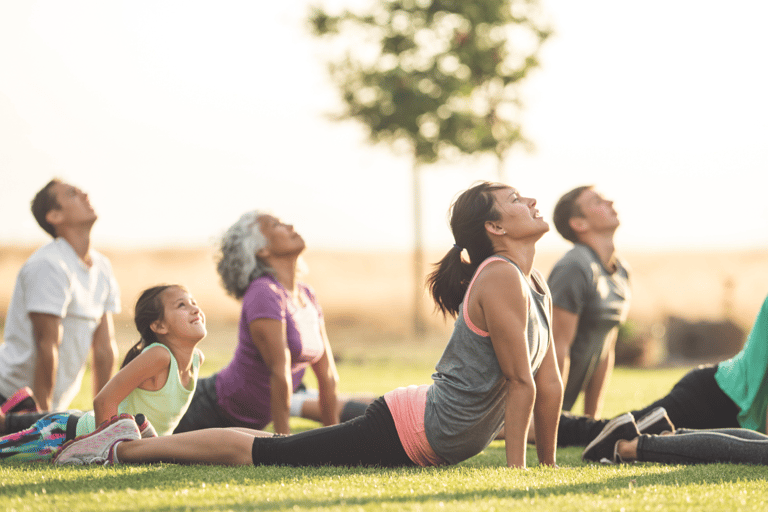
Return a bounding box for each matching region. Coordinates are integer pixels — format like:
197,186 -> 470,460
558,364 -> 741,446
251,397 -> 416,467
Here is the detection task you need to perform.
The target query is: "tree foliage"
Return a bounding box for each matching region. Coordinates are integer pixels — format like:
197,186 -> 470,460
309,0 -> 552,164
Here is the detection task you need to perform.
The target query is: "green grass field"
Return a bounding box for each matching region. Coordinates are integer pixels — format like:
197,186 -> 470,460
2,349 -> 767,511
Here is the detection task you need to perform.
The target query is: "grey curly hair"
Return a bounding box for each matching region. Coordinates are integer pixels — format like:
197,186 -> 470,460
217,210 -> 273,299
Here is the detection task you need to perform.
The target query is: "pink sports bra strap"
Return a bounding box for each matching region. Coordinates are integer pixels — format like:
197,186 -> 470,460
462,256 -> 514,337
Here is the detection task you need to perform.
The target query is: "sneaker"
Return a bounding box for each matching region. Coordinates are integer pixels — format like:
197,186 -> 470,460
636,407 -> 675,435
582,413 -> 640,464
52,413 -> 140,466
135,414 -> 158,438
1,387 -> 41,415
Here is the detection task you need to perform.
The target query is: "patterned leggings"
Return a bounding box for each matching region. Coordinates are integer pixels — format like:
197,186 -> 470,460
0,412 -> 80,462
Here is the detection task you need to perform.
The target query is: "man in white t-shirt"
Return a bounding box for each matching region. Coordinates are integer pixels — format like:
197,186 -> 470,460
0,179 -> 120,434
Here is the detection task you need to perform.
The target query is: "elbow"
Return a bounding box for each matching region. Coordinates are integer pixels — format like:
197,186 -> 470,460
92,392 -> 110,415
94,342 -> 117,362
320,371 -> 339,392
506,376 -> 536,402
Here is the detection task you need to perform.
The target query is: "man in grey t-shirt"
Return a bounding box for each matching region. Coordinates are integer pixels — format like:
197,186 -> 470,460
548,186 -> 630,418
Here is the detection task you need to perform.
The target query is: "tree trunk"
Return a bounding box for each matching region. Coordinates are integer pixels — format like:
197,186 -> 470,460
412,162 -> 426,336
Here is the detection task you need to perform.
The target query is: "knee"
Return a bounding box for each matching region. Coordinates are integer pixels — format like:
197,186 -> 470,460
214,429 -> 255,465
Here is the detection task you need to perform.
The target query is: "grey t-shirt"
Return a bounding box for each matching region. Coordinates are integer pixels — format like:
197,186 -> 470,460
425,256 -> 552,464
547,244 -> 630,411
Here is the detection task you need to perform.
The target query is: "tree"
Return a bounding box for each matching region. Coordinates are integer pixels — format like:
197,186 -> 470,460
309,0 -> 551,334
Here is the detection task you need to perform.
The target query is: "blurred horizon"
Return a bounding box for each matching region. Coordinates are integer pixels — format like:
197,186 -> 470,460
1,1 -> 767,253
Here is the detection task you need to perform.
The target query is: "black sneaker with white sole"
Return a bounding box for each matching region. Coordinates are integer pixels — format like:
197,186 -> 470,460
636,407 -> 675,435
582,412 -> 640,463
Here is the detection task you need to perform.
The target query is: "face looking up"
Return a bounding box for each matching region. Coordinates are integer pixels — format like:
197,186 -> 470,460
46,182 -> 97,231
152,287 -> 207,343
573,189 -> 620,233
491,187 -> 549,240
256,215 -> 306,258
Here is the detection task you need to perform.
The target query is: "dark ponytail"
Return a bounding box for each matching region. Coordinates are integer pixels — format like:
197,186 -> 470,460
427,182 -> 508,317
121,284 -> 178,369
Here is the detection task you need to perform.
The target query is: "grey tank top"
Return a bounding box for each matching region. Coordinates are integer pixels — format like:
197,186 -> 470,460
424,255 -> 552,464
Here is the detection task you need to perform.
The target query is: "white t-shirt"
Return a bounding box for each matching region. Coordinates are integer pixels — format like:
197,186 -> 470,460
0,238 -> 121,410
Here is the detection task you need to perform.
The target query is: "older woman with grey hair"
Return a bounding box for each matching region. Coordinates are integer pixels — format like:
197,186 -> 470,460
173,211 -> 370,435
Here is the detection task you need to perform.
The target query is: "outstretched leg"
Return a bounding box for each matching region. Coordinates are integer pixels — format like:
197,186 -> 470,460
0,413 -> 72,462
117,397 -> 413,468
116,427 -> 270,465
621,429 -> 768,464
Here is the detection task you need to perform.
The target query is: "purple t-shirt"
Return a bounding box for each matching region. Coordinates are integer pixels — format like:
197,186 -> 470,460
215,274 -> 325,429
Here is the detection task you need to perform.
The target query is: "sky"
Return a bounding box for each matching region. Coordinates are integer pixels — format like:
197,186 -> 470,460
1,1 -> 767,253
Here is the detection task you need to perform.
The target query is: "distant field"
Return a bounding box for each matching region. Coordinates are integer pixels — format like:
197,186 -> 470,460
2,244 -> 767,349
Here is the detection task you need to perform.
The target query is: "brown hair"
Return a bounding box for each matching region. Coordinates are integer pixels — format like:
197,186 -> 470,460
426,182 -> 508,317
552,185 -> 593,244
31,179 -> 62,238
121,285 -> 183,368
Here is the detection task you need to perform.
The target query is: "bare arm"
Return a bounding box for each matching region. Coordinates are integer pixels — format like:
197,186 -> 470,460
29,312 -> 62,411
310,320 -> 340,426
532,336 -> 563,466
93,346 -> 170,425
551,306 -> 579,386
91,312 -> 118,399
249,318 -> 292,434
582,329 -> 618,418
471,264 -> 536,469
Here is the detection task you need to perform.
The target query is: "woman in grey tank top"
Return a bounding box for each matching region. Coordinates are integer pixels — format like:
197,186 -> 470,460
425,181 -> 563,468
53,182 -> 564,470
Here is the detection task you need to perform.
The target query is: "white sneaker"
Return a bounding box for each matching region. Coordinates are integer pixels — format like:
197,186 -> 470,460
53,413 -> 140,465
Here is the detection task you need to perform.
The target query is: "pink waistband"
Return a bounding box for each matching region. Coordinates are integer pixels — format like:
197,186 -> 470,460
384,385 -> 447,467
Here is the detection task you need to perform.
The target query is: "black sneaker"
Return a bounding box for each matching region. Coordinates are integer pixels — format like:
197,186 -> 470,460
582,413 -> 640,463
636,407 -> 674,435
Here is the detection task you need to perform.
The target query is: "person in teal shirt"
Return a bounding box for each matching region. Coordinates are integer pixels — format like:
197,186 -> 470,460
713,294 -> 768,433
581,295 -> 768,464
560,294 -> 768,447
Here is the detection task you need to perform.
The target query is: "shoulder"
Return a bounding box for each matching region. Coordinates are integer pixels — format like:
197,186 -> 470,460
24,240 -> 66,269
548,246 -> 593,283
242,275 -> 288,318
125,344 -> 172,372
142,343 -> 172,360
474,258 -> 526,299
244,274 -> 282,298
552,245 -> 594,269
20,244 -> 70,286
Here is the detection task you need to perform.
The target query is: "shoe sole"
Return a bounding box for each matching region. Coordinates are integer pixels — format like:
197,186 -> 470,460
582,413 -> 635,462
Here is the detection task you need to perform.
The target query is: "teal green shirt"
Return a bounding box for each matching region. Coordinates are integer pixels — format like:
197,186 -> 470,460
714,295 -> 768,433
76,343 -> 201,436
